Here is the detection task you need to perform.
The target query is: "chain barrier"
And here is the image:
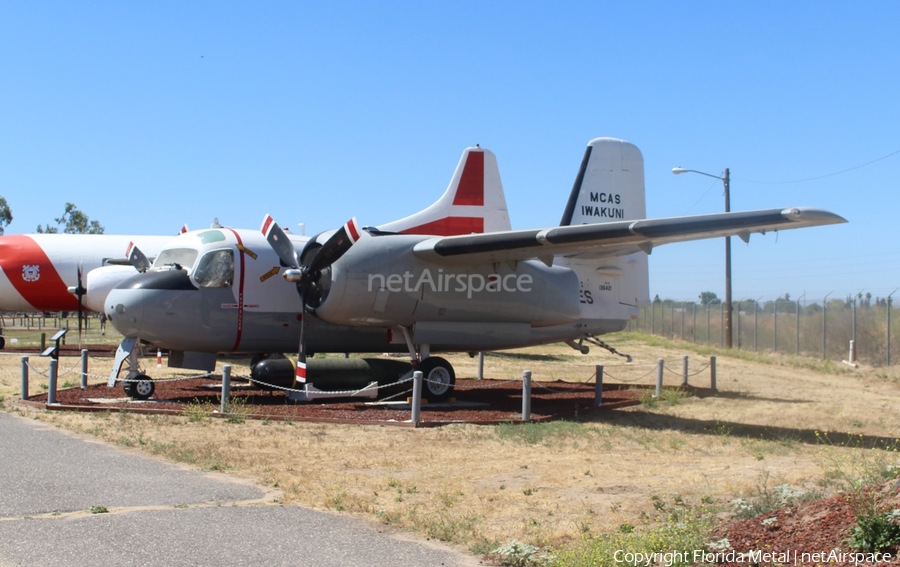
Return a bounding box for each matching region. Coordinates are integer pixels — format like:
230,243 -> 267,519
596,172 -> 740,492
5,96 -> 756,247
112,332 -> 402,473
24,360 -> 49,378
229,372 -> 418,398
662,365 -> 681,377
376,387 -> 415,402
532,370 -> 596,393
686,362 -> 711,377
662,362 -> 712,378
16,349 -> 714,404
116,373 -> 213,384
603,365 -> 659,383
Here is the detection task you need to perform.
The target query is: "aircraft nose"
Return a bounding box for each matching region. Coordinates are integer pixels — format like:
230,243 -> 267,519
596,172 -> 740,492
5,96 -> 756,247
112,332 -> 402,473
105,287 -> 145,337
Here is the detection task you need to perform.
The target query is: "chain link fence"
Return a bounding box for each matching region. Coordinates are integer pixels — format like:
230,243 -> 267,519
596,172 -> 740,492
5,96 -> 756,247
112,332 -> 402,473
628,296 -> 899,366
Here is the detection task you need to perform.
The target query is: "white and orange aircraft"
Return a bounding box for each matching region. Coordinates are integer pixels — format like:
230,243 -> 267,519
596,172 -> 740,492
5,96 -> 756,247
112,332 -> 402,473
0,233 -> 180,347
0,233 -> 186,311
102,138 -> 845,401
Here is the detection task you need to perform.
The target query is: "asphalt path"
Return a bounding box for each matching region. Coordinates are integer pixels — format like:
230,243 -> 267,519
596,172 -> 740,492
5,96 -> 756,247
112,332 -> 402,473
0,412 -> 478,566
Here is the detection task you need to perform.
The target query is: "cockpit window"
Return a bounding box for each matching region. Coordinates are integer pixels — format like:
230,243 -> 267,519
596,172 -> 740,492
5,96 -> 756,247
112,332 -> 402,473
193,249 -> 234,288
153,248 -> 198,270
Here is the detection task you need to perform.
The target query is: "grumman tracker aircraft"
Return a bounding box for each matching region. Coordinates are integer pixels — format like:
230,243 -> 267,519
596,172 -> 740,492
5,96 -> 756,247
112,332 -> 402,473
104,138 -> 845,401
101,144 -> 511,398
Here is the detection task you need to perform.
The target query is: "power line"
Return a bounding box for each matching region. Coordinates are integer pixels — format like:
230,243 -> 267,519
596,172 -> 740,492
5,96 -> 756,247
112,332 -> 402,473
736,149 -> 900,184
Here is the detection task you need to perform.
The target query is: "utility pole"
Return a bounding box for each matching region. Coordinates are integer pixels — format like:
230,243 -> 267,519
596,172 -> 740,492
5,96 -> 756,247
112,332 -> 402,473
673,166 -> 732,347
723,168 -> 732,348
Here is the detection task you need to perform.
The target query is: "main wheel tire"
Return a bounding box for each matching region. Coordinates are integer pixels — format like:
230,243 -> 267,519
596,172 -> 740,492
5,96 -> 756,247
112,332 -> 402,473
418,356 -> 456,403
124,374 -> 155,400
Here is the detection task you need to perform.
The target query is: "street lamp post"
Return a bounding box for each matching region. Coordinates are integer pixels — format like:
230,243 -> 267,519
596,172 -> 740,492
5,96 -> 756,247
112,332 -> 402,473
672,167 -> 732,348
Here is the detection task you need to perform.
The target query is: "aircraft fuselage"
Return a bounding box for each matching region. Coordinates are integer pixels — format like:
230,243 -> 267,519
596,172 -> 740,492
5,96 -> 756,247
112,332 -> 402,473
104,227 -> 625,355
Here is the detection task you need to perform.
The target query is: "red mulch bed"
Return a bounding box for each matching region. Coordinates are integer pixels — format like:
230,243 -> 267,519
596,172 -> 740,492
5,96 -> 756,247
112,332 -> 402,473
23,377 -> 642,426
711,481 -> 900,566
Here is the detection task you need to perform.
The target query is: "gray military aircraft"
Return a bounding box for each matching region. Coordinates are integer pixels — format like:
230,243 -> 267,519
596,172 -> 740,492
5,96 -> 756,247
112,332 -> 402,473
103,138 -> 845,401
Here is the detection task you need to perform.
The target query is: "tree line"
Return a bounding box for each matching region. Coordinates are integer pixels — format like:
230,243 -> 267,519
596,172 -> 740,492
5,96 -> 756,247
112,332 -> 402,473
0,198 -> 104,235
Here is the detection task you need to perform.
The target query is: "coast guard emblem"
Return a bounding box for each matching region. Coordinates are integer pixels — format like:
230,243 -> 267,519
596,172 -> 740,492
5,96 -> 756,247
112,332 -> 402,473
22,265 -> 40,282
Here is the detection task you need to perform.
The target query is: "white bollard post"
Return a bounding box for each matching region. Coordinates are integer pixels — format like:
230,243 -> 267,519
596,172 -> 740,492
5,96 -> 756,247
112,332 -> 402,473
80,349 -> 89,389
220,365 -> 232,414
21,356 -> 28,401
411,371 -> 423,423
477,352 -> 484,380
48,359 -> 58,405
842,340 -> 859,368
655,359 -> 663,397
594,365 -> 603,407
522,370 -> 532,421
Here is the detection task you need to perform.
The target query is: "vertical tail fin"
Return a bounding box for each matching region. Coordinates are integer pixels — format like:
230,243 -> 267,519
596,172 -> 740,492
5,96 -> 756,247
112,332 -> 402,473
556,138 -> 650,323
560,137 -> 646,226
377,146 -> 510,236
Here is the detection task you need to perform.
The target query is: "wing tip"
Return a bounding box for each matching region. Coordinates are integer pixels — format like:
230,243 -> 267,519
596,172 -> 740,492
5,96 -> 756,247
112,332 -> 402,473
781,207 -> 848,225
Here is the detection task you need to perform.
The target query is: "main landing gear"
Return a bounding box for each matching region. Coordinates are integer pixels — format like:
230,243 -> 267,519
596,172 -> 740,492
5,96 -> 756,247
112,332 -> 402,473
416,356 -> 456,403
396,326 -> 456,403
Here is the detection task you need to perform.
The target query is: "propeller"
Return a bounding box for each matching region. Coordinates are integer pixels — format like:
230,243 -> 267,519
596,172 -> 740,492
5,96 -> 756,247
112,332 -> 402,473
65,263 -> 88,344
261,214 -> 362,385
126,241 -> 152,273
74,264 -> 86,343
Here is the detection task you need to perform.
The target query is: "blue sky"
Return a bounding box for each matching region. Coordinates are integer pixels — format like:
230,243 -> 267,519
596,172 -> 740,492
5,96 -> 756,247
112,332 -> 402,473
2,1 -> 898,302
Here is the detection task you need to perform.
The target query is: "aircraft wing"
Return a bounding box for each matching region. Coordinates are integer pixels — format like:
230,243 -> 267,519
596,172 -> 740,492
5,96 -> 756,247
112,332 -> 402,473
411,207 -> 846,265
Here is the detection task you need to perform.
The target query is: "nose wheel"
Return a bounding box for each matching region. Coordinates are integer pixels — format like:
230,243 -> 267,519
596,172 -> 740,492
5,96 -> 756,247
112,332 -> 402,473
123,374 -> 155,400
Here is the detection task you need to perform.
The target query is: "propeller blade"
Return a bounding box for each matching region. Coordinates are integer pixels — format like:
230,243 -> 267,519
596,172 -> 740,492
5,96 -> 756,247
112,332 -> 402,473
261,214 -> 299,269
306,218 -> 361,274
126,242 -> 151,272
293,289 -> 309,387
76,264 -> 84,344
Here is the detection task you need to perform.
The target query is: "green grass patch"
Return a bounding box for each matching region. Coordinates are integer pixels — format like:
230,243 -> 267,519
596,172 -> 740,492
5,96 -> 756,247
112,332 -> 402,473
495,421 -> 594,445
549,509 -> 716,567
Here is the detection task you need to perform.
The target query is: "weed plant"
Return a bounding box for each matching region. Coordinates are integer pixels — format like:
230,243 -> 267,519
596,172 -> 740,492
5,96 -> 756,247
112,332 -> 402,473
816,433 -> 900,553
489,540 -> 550,567
548,497 -> 717,567
183,399 -> 215,422
223,396 -> 250,424
729,472 -> 822,519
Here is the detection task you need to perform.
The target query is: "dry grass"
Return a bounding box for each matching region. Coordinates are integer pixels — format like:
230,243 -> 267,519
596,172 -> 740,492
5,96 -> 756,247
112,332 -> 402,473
2,328 -> 900,555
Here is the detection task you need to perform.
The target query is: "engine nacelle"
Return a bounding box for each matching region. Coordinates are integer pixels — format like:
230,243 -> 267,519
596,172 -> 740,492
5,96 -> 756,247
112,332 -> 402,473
314,234 -> 581,328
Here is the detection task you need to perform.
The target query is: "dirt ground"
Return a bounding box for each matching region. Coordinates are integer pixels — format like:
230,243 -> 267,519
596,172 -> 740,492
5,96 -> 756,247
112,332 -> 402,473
2,335 -> 899,555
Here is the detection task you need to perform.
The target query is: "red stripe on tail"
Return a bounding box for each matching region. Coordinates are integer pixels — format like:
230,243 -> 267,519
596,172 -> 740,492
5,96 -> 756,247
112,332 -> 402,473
452,151 -> 484,206
400,216 -> 484,236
